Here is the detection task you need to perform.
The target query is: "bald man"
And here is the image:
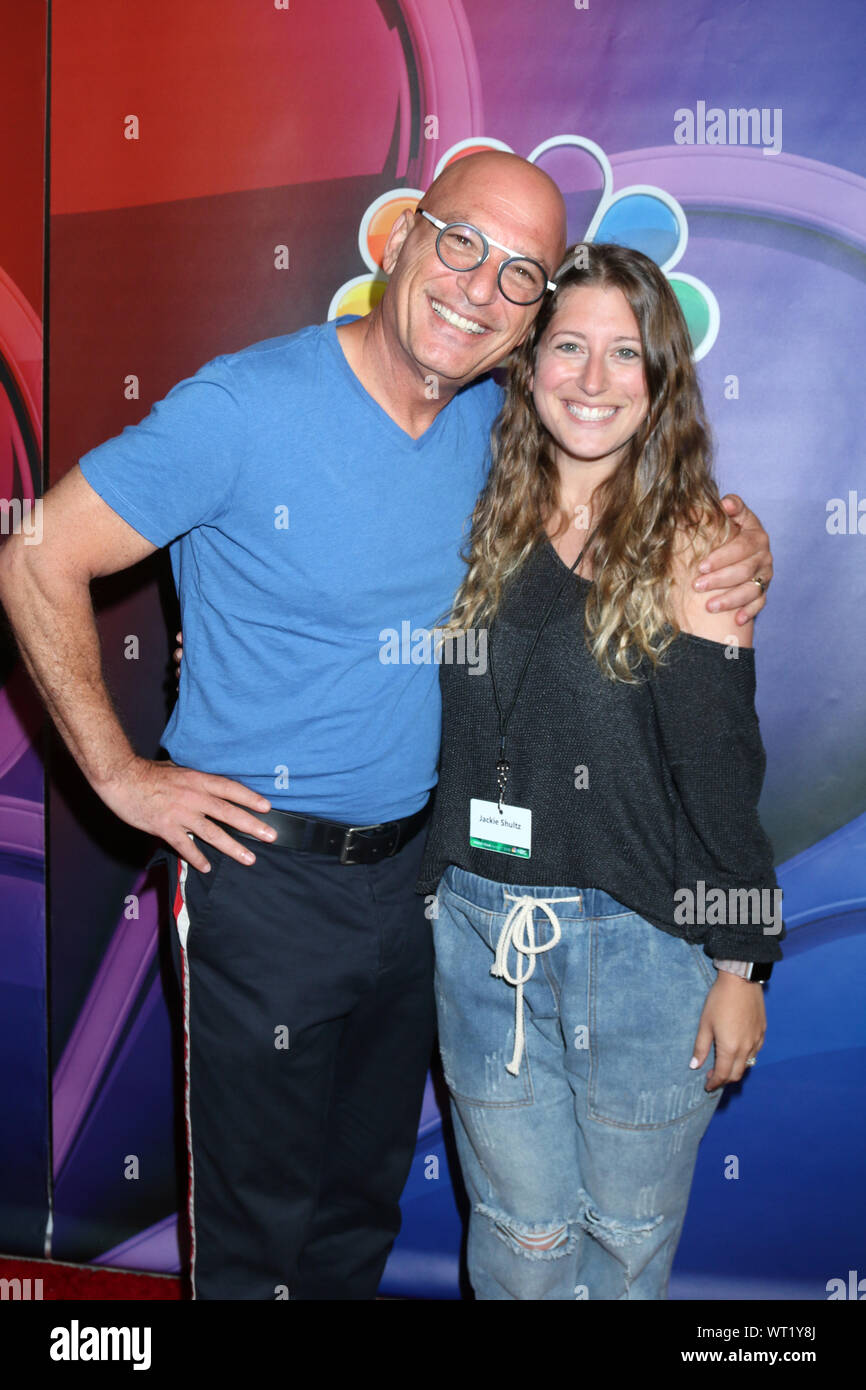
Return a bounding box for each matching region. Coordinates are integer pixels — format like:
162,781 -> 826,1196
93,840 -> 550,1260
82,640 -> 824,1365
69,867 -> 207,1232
0,152 -> 772,1300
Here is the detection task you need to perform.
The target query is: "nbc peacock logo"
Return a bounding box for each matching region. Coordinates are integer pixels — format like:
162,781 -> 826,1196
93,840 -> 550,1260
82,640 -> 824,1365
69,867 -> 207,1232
328,135 -> 719,361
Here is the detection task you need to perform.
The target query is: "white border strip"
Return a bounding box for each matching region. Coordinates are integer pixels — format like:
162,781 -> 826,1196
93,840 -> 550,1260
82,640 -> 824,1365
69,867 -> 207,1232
174,857 -> 197,1300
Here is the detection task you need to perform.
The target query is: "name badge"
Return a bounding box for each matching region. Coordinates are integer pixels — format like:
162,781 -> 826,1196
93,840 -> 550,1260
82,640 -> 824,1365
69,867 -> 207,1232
470,799 -> 532,859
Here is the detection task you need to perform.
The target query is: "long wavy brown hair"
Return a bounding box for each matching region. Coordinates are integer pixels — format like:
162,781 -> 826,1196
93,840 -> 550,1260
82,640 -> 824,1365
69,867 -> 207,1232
448,242 -> 730,681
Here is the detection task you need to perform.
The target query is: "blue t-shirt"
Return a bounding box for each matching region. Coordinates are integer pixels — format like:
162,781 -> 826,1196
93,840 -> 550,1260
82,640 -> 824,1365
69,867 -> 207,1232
79,319 -> 502,822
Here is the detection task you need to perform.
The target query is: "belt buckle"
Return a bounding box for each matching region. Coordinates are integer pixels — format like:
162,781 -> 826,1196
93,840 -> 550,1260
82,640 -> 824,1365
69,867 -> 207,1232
339,821 -> 399,865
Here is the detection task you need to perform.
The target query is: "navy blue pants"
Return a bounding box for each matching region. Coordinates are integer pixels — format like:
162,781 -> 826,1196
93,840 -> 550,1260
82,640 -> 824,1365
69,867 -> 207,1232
164,826 -> 435,1300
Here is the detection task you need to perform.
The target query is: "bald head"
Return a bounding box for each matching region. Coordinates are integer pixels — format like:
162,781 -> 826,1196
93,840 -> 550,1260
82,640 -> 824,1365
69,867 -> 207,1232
422,151 -> 567,271
367,149 -> 567,403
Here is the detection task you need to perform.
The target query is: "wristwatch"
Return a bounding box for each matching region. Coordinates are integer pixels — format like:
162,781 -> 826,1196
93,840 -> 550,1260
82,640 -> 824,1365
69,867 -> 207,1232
713,958 -> 773,983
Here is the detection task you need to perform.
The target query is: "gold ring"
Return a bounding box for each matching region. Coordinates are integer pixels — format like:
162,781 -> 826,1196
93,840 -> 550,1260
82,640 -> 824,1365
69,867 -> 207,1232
752,576 -> 767,594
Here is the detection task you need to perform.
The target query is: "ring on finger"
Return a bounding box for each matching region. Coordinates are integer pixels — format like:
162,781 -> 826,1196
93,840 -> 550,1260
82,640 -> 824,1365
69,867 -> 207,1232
751,575 -> 767,594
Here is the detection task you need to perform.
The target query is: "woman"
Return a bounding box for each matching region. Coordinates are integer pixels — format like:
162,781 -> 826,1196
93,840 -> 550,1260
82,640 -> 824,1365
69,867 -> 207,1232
418,242 -> 783,1301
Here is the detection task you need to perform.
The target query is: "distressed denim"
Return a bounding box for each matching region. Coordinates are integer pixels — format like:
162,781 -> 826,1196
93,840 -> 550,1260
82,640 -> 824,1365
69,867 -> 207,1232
433,865 -> 722,1301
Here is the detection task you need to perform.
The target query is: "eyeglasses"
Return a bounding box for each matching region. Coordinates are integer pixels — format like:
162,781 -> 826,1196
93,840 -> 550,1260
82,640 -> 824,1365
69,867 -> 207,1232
416,209 -> 557,305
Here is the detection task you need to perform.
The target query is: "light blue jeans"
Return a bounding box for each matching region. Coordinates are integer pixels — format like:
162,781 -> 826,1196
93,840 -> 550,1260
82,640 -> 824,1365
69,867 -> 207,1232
432,865 -> 723,1300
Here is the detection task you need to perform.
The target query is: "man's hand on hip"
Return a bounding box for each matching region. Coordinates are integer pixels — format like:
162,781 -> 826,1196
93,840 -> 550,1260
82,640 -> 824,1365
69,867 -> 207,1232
99,756 -> 275,872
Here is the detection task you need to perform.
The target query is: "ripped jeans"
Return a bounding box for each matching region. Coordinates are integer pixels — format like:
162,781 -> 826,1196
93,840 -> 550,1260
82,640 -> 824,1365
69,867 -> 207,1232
433,866 -> 722,1300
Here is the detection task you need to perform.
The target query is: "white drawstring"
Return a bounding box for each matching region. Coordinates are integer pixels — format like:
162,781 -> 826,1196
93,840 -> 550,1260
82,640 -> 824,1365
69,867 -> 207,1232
491,893 -> 583,1076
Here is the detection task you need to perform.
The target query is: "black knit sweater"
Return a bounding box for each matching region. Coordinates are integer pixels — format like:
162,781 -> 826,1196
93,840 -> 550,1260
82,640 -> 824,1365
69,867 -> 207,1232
418,538 -> 784,963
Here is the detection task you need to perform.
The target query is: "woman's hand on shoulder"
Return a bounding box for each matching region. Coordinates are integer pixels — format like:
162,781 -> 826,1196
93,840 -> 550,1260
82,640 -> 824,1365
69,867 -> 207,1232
669,525 -> 754,649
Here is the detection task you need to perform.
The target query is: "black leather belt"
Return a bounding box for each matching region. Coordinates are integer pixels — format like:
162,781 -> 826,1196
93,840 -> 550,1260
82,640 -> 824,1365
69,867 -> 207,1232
235,800 -> 431,866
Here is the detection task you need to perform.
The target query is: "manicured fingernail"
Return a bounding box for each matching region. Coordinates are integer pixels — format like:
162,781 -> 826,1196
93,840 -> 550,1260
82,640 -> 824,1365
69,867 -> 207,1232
694,578 -> 707,590
708,600 -> 720,612
242,851 -> 254,864
261,828 -> 277,840
689,1056 -> 700,1069
698,562 -> 710,573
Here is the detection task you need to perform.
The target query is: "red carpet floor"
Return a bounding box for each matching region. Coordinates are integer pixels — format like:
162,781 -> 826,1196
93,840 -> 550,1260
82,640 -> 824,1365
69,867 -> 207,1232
0,1254 -> 184,1300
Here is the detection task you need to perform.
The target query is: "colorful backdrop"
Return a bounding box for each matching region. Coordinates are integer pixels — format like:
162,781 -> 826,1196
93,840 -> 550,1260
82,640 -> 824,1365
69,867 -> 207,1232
0,0 -> 47,1259
2,0 -> 864,1298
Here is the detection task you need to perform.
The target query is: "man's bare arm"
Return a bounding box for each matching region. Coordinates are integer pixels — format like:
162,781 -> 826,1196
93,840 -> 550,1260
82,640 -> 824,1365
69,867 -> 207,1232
0,466 -> 275,871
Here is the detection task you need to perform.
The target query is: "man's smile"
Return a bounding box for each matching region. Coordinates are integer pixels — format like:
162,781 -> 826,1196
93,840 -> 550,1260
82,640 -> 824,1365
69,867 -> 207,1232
429,297 -> 489,336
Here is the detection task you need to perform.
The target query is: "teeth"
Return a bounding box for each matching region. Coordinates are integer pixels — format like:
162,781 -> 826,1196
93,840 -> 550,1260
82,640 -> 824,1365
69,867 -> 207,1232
565,403 -> 618,422
431,299 -> 486,335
